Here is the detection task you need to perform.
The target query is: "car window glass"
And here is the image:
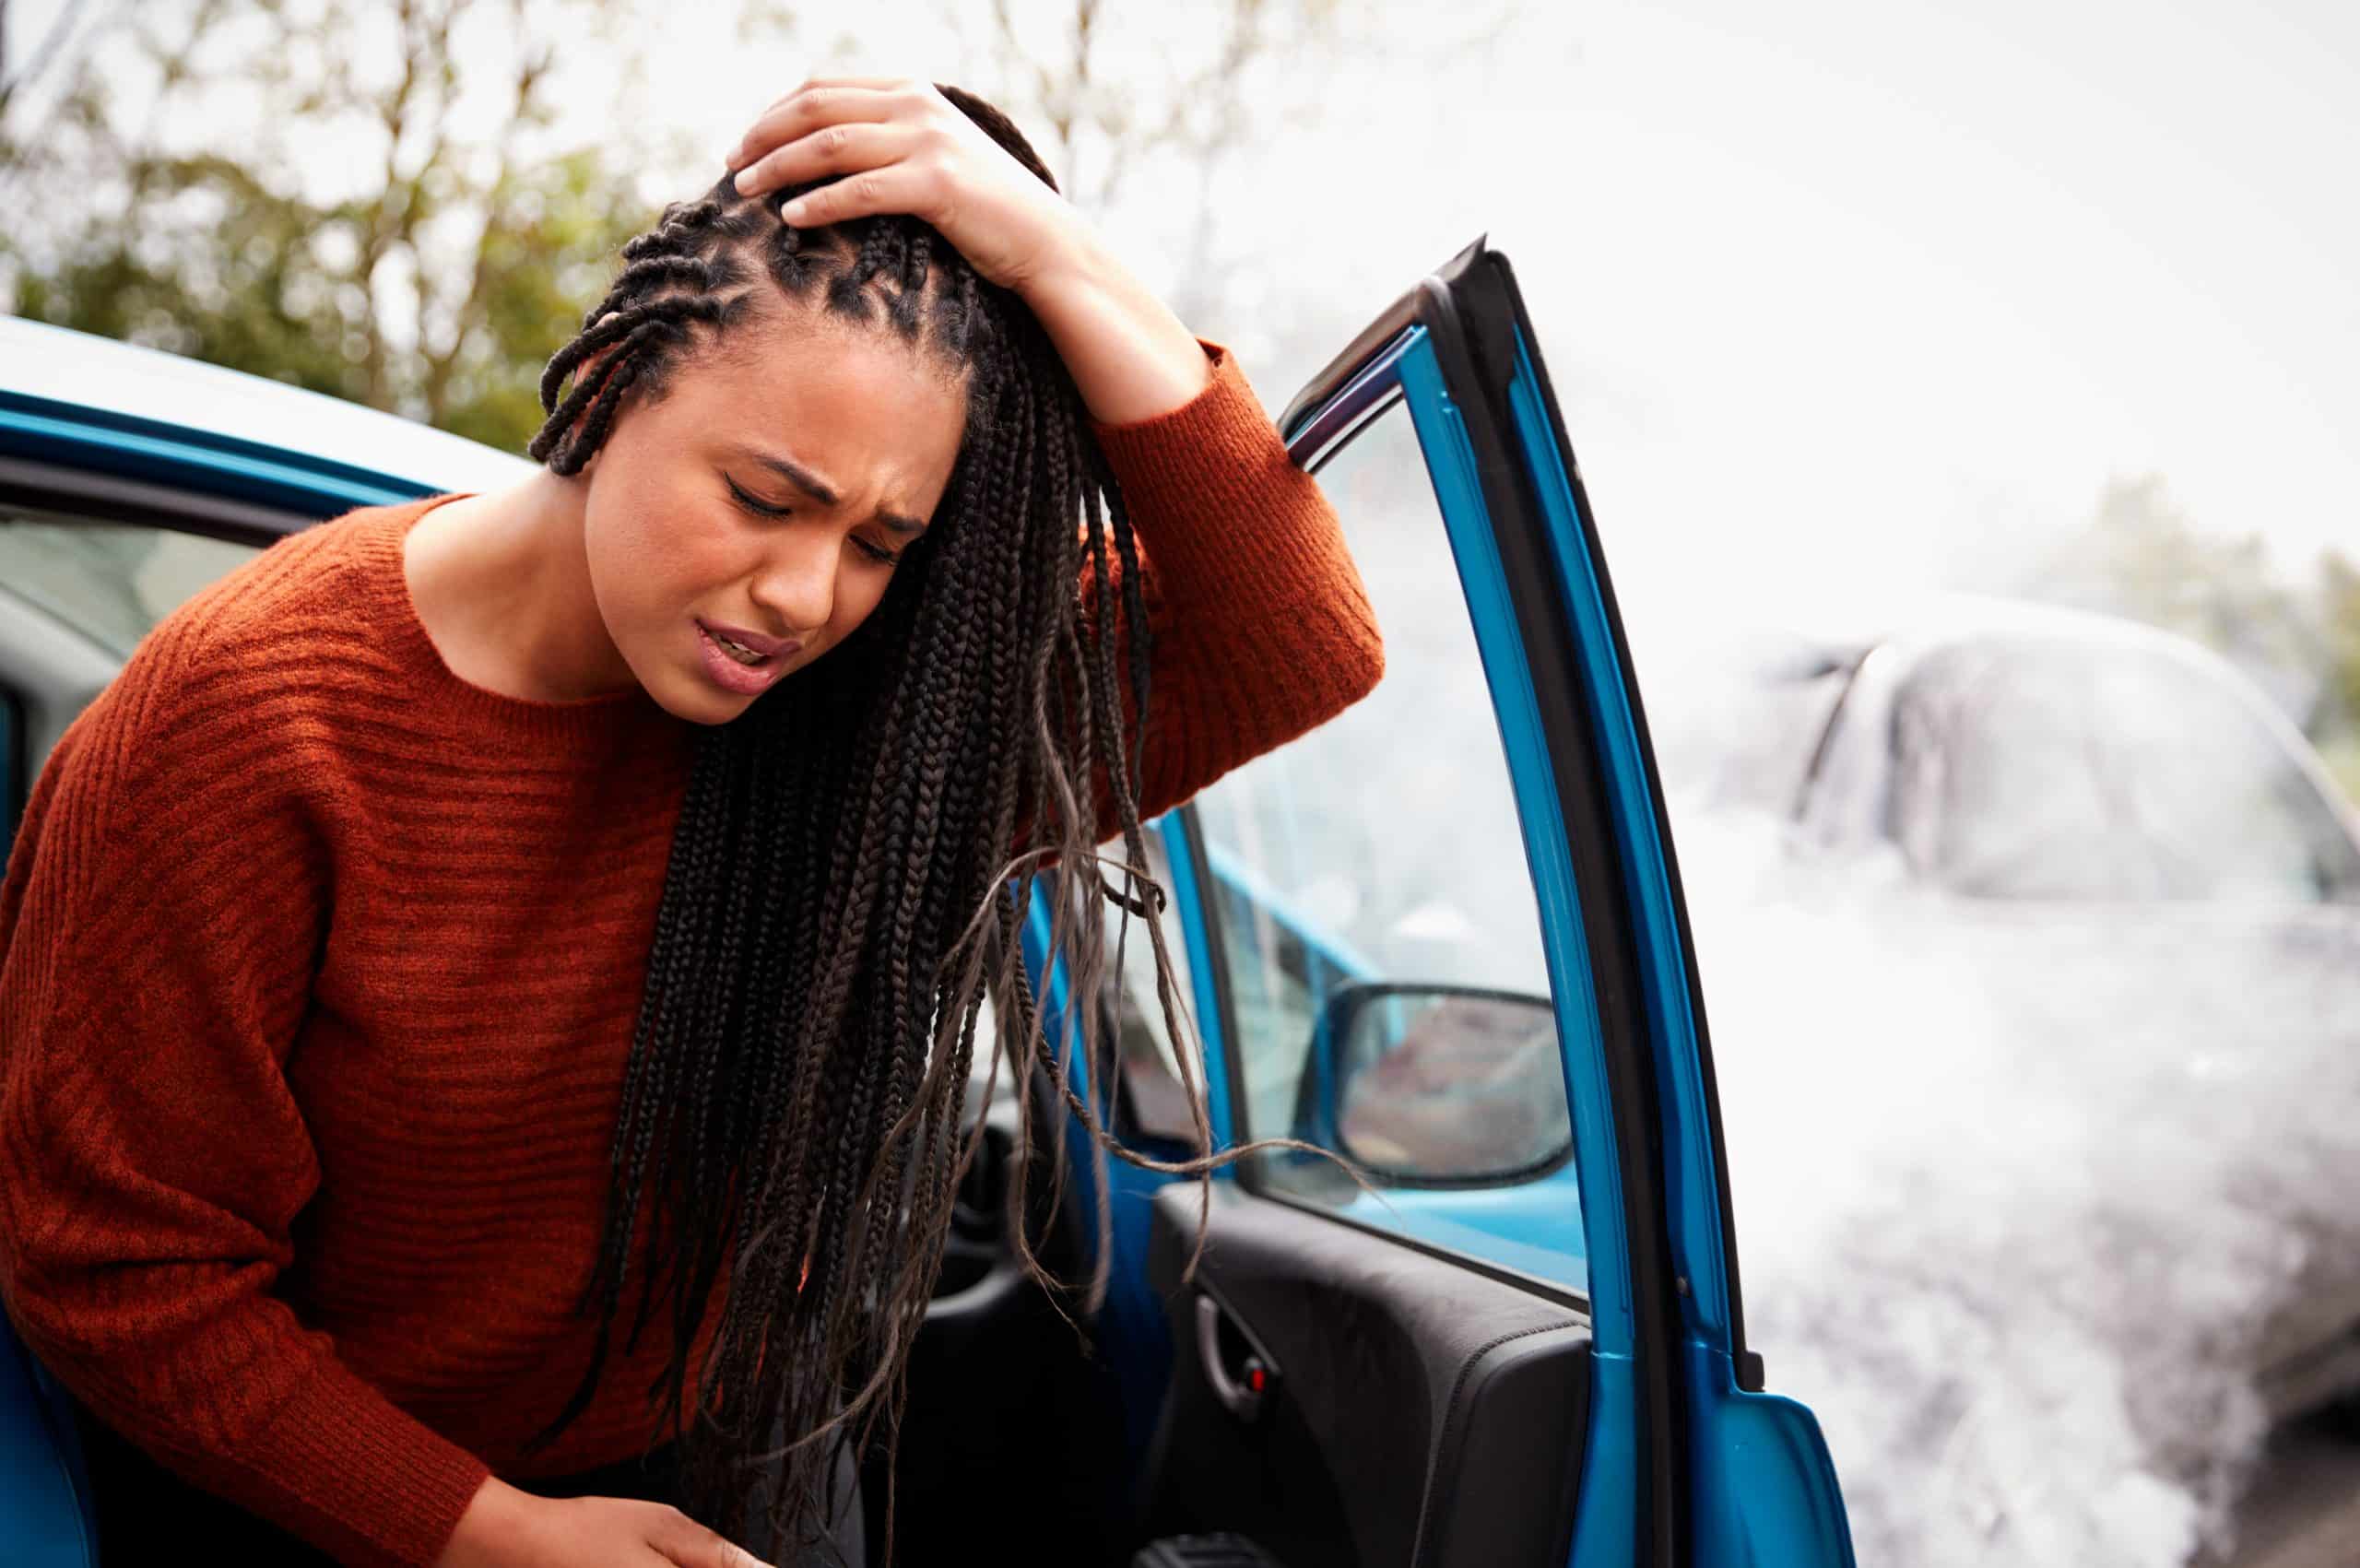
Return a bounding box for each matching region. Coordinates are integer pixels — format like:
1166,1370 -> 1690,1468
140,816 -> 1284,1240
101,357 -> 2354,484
0,513 -> 262,867
1101,827 -> 1208,1144
1891,634 -> 2360,902
0,513 -> 260,660
951,831 -> 1202,1145
1186,402 -> 1586,1293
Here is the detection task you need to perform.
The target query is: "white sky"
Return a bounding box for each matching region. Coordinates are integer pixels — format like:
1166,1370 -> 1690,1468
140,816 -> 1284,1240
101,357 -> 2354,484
1459,0 -> 2360,640
6,0 -> 2355,646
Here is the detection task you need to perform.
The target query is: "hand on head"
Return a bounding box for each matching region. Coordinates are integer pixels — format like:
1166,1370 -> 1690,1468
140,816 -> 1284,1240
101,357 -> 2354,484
724,77 -> 1081,293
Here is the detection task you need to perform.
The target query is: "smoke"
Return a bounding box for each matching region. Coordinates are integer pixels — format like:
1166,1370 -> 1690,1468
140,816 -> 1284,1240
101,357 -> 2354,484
1672,785 -> 2360,1564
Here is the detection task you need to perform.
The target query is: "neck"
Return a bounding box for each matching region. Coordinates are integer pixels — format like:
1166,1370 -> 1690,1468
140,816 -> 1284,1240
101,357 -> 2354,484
409,467 -> 638,702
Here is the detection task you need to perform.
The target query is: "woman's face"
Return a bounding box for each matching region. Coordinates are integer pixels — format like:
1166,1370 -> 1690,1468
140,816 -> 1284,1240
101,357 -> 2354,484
577,306 -> 969,725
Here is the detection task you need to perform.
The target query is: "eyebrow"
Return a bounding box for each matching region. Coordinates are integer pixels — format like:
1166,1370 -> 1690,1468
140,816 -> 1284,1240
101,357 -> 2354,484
733,446 -> 928,537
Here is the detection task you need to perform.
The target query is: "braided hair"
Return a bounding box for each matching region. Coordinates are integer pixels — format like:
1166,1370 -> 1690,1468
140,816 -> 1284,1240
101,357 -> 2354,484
513,87 -> 1281,1564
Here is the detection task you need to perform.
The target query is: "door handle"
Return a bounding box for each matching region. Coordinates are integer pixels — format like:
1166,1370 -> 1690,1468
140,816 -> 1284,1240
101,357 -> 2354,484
1195,1291 -> 1279,1423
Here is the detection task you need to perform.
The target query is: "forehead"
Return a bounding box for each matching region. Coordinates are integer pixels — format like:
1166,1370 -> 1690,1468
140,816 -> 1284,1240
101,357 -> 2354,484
685,303 -> 968,442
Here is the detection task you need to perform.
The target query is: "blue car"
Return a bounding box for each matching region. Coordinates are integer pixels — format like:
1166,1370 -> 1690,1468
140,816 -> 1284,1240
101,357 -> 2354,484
0,240 -> 1855,1566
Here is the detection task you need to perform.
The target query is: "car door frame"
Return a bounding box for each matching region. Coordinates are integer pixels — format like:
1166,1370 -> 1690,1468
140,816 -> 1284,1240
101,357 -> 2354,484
1136,236 -> 1852,1565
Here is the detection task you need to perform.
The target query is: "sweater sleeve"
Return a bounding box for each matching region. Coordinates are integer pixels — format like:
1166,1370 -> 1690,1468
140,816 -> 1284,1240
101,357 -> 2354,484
1075,337 -> 1386,843
0,615 -> 493,1568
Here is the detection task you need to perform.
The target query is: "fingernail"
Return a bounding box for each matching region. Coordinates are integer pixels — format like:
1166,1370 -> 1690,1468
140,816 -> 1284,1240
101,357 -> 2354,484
733,168 -> 754,193
778,197 -> 808,222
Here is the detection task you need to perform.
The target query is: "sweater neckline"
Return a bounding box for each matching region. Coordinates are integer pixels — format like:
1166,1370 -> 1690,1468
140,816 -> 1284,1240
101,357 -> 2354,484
355,492 -> 678,749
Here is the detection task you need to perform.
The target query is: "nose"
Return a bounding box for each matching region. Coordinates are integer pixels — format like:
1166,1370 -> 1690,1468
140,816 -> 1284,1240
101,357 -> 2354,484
747,529 -> 837,637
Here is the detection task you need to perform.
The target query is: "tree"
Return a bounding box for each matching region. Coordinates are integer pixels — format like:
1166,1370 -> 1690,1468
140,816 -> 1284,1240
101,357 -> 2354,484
0,0 -> 792,451
2307,549 -> 2360,803
2024,473 -> 2360,804
2030,474 -> 2327,719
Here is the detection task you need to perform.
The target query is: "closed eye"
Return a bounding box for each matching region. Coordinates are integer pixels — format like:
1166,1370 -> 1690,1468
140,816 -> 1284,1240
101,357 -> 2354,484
725,475 -> 791,517
731,474 -> 901,565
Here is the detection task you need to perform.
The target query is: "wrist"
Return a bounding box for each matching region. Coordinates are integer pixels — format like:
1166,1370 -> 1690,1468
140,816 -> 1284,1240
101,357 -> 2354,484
433,1475 -> 534,1568
1012,215 -> 1119,309
1017,229 -> 1210,427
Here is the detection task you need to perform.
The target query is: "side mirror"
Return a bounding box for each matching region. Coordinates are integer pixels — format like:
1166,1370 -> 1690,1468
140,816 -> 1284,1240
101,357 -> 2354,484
1310,981 -> 1571,1185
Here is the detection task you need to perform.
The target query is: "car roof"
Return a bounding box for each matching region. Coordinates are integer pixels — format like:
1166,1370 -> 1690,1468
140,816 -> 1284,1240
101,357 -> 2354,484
1728,586 -> 2233,673
0,315 -> 537,497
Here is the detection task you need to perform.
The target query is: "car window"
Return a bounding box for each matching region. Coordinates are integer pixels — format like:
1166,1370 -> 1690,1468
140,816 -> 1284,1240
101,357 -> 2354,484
0,512 -> 263,864
0,513 -> 260,660
1101,827 -> 1209,1144
1890,633 -> 2360,902
1185,402 -> 1586,1292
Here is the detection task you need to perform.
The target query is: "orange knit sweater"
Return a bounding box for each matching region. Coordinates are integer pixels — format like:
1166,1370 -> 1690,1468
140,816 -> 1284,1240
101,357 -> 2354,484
0,342 -> 1382,1568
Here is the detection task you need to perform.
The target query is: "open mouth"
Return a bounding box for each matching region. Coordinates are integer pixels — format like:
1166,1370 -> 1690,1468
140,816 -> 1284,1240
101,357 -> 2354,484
693,619 -> 797,697
707,628 -> 769,666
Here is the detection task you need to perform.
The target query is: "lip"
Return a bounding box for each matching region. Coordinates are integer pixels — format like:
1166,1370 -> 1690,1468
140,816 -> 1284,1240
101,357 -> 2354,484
700,619 -> 797,659
693,619 -> 799,698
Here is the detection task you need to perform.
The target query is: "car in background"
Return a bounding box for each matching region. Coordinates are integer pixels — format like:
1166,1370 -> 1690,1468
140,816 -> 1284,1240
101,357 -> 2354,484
1682,594 -> 2360,1427
1702,595 -> 2360,910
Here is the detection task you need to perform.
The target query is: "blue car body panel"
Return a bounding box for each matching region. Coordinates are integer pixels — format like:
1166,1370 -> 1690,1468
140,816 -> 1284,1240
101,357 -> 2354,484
0,316 -> 533,518
1502,333 -> 1855,1563
1392,327 -> 1644,1564
0,1336 -> 93,1568
1013,868 -> 1184,1479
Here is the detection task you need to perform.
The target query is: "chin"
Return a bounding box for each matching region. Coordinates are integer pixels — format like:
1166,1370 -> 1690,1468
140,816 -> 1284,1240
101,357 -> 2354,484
637,667 -> 752,726
665,689 -> 756,727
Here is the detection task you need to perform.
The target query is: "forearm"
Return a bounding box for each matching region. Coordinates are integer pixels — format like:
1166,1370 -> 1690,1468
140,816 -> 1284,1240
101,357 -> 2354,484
1072,345 -> 1386,836
1016,229 -> 1211,427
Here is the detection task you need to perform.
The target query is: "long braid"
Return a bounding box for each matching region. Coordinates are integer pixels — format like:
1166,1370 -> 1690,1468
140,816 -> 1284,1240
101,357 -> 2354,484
507,87 -> 1356,1564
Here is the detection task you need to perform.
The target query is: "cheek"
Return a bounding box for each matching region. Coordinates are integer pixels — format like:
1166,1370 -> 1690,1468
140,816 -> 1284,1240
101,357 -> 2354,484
583,477 -> 743,631
824,566 -> 896,645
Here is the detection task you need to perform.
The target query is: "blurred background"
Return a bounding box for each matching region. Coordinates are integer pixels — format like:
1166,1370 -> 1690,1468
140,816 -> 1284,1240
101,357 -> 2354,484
5,2 -> 2357,1563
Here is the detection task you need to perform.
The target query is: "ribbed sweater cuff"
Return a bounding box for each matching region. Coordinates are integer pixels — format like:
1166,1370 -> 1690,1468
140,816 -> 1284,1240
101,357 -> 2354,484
207,1357 -> 493,1568
1088,338 -> 1352,626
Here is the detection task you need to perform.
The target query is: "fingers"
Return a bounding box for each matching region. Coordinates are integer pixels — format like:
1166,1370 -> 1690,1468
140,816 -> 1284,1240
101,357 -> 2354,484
646,1507 -> 777,1568
757,74 -> 906,114
756,74 -> 908,111
773,161 -> 942,230
727,80 -> 918,174
731,121 -> 917,200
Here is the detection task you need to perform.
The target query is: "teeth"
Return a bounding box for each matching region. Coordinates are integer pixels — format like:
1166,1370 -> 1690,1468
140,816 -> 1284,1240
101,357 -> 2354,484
710,629 -> 765,666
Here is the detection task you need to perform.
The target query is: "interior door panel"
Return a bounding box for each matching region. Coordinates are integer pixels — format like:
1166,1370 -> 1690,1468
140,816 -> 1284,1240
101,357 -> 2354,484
1139,1185 -> 1590,1568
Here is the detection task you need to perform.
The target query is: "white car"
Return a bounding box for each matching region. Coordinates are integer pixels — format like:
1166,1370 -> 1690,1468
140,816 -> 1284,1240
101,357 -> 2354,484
1663,593 -> 2360,1561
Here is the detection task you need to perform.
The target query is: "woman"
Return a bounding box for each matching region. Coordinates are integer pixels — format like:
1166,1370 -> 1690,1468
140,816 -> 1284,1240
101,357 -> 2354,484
0,81 -> 1382,1568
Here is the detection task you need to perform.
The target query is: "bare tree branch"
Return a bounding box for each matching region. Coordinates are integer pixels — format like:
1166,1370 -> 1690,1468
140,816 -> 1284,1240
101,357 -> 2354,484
0,0 -> 92,118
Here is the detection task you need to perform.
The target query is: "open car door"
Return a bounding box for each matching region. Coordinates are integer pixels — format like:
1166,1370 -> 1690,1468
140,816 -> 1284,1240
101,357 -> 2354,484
1066,239 -> 1856,1568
